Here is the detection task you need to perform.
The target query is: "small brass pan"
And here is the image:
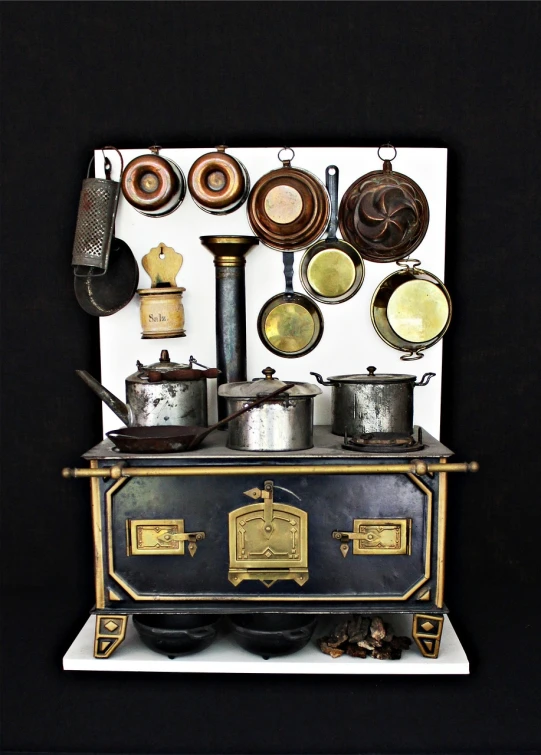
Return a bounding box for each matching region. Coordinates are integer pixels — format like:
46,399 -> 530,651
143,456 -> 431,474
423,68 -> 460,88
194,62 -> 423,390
300,166 -> 364,304
258,252 -> 324,358
371,261 -> 452,360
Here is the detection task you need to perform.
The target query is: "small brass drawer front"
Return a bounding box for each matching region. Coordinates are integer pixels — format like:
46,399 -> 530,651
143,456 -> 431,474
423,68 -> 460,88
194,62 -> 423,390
128,519 -> 205,557
333,519 -> 412,557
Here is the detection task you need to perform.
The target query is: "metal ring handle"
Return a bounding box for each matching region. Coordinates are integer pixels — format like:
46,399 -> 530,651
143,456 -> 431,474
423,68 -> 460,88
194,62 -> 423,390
278,146 -> 295,165
102,145 -> 124,176
377,143 -> 397,162
401,349 -> 425,361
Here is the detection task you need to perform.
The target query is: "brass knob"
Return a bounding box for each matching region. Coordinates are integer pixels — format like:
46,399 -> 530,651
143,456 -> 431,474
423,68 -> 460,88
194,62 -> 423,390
159,350 -> 171,363
262,367 -> 276,380
367,366 -> 376,375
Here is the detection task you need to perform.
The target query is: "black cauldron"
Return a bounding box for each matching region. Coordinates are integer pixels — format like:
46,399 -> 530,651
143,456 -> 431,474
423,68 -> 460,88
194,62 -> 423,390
229,614 -> 318,658
133,614 -> 221,658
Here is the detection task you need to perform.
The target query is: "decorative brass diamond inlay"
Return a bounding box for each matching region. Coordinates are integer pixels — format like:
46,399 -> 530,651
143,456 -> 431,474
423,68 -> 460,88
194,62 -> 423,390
421,620 -> 434,632
104,620 -> 119,632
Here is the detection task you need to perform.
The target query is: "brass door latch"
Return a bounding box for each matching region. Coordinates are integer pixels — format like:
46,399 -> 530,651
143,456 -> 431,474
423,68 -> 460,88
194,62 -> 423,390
128,519 -> 205,557
333,519 -> 411,558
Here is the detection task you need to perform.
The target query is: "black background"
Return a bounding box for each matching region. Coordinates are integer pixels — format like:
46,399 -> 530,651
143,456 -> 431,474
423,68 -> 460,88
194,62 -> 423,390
1,2 -> 541,754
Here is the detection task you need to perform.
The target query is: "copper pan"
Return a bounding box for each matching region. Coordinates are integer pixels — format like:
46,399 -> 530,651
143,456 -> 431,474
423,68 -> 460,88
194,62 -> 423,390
122,146 -> 186,217
188,146 -> 249,214
247,148 -> 330,252
339,145 -> 429,263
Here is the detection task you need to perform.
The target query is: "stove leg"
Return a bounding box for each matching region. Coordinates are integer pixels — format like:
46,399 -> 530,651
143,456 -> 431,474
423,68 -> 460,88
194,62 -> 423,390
94,615 -> 128,659
412,613 -> 444,658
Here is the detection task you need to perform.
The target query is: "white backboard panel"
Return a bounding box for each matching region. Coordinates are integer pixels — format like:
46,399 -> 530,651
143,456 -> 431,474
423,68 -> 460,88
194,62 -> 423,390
96,147 -> 447,437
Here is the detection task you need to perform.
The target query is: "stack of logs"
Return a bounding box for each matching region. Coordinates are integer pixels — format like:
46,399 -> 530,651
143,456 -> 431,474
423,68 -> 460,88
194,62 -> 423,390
318,615 -> 412,660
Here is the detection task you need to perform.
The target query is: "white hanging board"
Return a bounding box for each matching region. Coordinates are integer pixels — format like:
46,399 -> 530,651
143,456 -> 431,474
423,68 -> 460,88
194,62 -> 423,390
95,147 -> 447,437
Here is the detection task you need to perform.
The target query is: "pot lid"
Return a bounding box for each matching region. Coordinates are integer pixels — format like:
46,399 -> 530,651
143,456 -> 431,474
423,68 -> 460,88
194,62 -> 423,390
327,366 -> 417,384
127,350 -> 191,380
218,367 -> 322,398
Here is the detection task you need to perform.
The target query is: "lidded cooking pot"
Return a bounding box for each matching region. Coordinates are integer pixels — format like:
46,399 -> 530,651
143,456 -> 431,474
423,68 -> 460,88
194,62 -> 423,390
218,367 -> 322,451
311,366 -> 435,437
188,146 -> 250,214
77,350 -> 219,428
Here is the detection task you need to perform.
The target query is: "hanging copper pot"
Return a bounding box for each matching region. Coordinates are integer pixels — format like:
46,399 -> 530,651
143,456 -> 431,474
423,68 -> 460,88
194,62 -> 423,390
188,146 -> 249,214
121,146 -> 186,217
247,148 -> 330,251
339,145 -> 429,263
371,260 -> 452,360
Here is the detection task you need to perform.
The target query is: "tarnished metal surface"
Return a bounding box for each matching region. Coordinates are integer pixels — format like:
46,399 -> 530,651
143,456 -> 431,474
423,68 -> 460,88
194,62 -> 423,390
127,379 -> 207,426
311,369 -> 435,437
72,177 -> 120,270
223,396 -> 314,451
332,381 -> 414,436
200,236 -> 259,420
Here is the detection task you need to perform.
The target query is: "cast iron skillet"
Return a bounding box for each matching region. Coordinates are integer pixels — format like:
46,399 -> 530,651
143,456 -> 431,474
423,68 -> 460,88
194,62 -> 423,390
107,382 -> 291,453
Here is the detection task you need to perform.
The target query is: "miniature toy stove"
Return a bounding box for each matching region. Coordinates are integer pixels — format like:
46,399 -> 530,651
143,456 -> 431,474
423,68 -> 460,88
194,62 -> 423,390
342,427 -> 425,454
63,426 -> 478,661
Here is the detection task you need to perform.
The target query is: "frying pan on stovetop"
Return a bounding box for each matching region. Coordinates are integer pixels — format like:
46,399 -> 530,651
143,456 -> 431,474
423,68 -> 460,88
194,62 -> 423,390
107,383 -> 291,453
299,166 -> 364,304
257,252 -> 323,358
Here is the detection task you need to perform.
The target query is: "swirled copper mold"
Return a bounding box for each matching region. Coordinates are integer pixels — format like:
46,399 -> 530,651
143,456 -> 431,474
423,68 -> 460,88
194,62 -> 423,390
338,162 -> 429,263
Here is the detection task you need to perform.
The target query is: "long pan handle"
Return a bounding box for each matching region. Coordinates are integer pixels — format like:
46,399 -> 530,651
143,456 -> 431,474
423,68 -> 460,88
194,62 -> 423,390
326,165 -> 339,240
188,383 -> 292,449
283,251 -> 295,294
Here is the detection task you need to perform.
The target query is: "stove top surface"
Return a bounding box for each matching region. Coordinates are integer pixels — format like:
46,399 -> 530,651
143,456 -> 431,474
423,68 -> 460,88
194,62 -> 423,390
83,426 -> 452,461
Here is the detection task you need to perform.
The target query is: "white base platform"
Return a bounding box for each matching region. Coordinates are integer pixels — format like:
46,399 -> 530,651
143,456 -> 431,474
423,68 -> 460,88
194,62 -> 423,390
64,614 -> 469,675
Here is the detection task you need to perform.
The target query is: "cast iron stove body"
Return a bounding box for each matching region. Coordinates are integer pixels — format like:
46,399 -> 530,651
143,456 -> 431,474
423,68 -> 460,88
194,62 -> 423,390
65,426 -> 477,660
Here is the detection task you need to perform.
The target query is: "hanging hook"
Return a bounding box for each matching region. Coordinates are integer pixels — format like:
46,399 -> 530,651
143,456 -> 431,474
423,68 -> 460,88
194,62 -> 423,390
102,145 -> 124,177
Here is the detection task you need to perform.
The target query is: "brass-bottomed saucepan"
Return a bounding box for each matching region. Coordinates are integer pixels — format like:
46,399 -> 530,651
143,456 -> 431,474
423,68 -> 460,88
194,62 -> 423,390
300,166 -> 365,304
371,260 -> 452,360
107,382 -> 292,453
247,148 -> 330,251
257,252 -> 323,358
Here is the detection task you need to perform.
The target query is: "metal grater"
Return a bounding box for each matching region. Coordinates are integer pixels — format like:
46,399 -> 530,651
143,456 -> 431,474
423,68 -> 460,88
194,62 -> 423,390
72,174 -> 120,273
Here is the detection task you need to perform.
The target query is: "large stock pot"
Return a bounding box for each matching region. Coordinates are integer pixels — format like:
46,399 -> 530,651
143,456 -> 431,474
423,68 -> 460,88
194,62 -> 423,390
218,367 -> 321,451
310,366 -> 435,437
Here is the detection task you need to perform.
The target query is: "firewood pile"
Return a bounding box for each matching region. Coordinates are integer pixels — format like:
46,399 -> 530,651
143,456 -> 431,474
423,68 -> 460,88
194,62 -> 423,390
318,615 -> 412,660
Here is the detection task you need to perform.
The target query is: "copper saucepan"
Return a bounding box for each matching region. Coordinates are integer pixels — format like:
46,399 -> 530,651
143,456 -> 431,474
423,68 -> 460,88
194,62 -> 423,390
247,148 -> 330,251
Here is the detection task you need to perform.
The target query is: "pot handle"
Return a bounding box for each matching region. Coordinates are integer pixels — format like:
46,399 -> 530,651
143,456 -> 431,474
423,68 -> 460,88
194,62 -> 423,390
415,372 -> 436,387
310,371 -> 332,386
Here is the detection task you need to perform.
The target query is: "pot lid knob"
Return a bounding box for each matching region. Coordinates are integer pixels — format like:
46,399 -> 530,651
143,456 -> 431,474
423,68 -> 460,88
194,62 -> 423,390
159,350 -> 171,363
367,366 -> 377,375
262,367 -> 276,380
